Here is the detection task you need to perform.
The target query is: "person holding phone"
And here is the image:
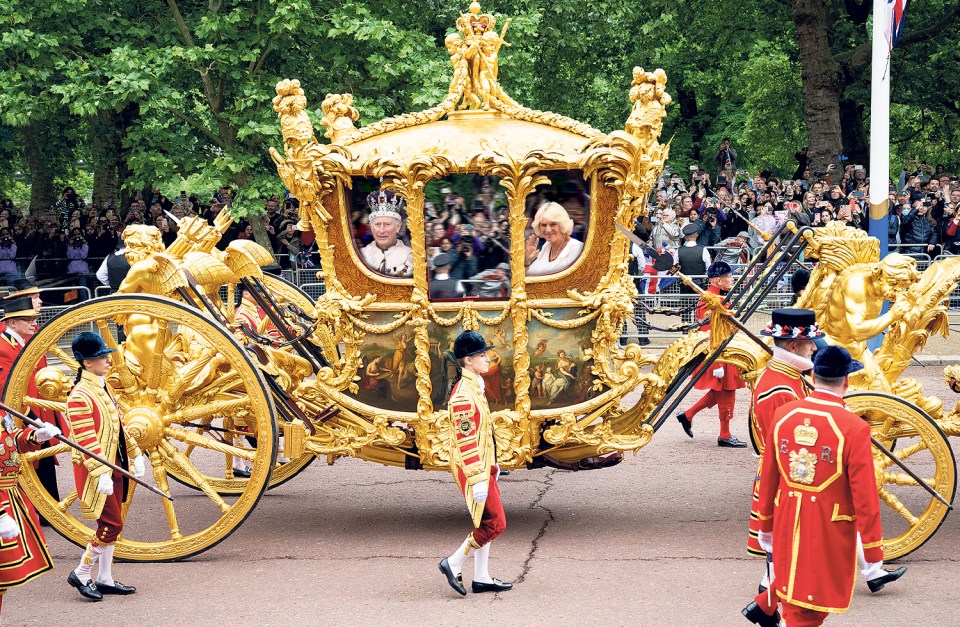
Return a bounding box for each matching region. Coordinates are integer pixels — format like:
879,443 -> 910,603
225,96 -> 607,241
900,199 -> 939,256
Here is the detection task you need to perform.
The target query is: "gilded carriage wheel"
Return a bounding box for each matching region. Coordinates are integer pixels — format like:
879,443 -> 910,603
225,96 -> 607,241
845,391 -> 956,560
5,295 -> 277,562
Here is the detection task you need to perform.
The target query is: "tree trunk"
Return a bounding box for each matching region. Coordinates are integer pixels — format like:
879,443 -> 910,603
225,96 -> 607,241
675,85 -> 706,164
116,103 -> 140,210
20,124 -> 56,214
90,112 -> 119,209
839,98 -> 869,167
793,0 -> 845,174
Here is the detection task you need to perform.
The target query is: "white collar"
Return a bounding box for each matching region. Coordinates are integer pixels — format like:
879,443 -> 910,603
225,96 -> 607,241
4,328 -> 24,346
772,347 -> 813,372
683,240 -> 698,247
435,272 -> 451,280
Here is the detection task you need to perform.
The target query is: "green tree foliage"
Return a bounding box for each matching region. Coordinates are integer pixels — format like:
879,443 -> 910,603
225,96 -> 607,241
0,0 -> 957,210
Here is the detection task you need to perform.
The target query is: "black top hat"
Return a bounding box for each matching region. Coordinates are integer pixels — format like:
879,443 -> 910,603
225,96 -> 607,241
791,268 -> 811,295
760,308 -> 824,340
813,345 -> 863,378
681,222 -> 699,237
4,277 -> 41,300
1,297 -> 39,322
72,331 -> 117,363
453,330 -> 494,359
707,260 -> 733,279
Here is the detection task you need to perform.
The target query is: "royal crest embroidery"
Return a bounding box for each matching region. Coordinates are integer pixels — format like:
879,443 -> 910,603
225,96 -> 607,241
789,448 -> 817,484
457,417 -> 473,436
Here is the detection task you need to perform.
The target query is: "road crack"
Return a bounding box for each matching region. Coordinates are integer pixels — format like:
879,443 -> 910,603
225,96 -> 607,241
514,469 -> 557,584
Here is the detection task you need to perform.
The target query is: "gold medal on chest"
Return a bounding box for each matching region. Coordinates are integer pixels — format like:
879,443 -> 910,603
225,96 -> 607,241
3,437 -> 13,449
457,417 -> 473,436
789,448 -> 817,484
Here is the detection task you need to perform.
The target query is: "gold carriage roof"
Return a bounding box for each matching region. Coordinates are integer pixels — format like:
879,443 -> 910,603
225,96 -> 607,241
305,1 -> 602,167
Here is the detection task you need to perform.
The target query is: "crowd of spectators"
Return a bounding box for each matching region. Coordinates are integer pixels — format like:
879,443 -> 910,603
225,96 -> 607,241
0,184 -> 313,291
638,145 -> 960,268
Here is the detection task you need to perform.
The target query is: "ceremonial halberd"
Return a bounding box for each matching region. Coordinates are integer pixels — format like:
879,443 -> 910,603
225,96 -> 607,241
4,3 -> 955,562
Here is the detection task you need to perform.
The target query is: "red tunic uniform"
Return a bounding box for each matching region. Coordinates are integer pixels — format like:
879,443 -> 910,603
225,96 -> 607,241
66,371 -> 142,544
0,421 -> 54,592
448,369 -> 505,546
693,285 -> 744,391
748,355 -> 808,556
756,390 -> 884,616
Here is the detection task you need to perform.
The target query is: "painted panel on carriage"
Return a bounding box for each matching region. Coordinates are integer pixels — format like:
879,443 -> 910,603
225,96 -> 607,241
350,308 -> 603,412
526,308 -> 605,409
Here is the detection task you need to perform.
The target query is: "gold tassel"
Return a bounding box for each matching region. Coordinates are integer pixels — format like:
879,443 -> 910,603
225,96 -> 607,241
699,290 -> 736,350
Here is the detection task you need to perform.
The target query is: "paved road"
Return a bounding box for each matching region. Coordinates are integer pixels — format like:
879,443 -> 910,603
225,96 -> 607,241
7,366 -> 959,626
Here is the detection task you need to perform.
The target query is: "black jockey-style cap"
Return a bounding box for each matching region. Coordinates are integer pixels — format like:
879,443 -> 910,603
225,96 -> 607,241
433,253 -> 452,268
681,222 -> 699,236
760,308 -> 824,340
791,268 -> 811,295
813,345 -> 864,378
72,331 -> 117,363
453,330 -> 494,359
707,260 -> 733,279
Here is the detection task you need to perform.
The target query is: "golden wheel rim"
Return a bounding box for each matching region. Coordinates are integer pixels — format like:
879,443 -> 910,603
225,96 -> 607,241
6,295 -> 277,562
845,391 -> 956,560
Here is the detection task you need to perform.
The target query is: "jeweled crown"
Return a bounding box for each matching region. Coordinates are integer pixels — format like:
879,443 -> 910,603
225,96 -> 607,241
794,418 -> 819,447
366,189 -> 405,222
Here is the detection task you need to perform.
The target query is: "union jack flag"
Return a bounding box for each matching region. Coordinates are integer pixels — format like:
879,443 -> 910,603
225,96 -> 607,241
888,0 -> 908,50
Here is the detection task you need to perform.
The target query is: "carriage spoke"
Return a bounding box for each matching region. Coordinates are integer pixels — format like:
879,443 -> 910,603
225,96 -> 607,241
161,441 -> 231,513
163,398 -> 252,426
149,449 -> 183,540
22,443 -> 69,462
882,472 -> 936,488
876,439 -> 927,470
165,427 -> 256,463
57,490 -> 79,512
878,487 -> 919,525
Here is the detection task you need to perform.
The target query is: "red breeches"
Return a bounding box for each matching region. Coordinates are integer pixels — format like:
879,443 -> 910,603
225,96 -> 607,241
686,389 -> 737,438
781,602 -> 828,626
472,468 -> 506,547
94,473 -> 125,545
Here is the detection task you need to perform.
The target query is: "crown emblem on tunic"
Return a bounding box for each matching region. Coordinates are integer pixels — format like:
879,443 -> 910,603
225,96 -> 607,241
794,418 -> 818,447
366,189 -> 405,221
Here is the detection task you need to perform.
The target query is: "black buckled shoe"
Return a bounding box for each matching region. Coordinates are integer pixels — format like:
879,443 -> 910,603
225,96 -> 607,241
718,435 -> 747,448
438,559 -> 466,596
96,580 -> 137,595
742,601 -> 780,627
68,571 -> 103,601
676,412 -> 694,438
472,578 -> 513,593
232,467 -> 252,478
868,566 -> 907,593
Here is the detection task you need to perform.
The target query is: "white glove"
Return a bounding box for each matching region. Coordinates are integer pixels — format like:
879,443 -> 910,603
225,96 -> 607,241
132,454 -> 147,478
0,514 -> 20,540
473,481 -> 489,504
97,473 -> 114,496
33,424 -> 61,443
862,561 -> 887,581
758,530 -> 773,553
712,366 -> 725,378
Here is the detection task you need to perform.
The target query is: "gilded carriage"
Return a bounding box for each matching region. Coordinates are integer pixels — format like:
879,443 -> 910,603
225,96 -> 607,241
4,3 -> 956,562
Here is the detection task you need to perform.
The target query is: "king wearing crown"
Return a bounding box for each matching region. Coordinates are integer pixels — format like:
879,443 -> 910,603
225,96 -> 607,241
359,189 -> 413,277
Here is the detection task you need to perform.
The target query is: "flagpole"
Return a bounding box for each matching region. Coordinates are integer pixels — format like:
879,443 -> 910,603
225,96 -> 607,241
868,0 -> 891,260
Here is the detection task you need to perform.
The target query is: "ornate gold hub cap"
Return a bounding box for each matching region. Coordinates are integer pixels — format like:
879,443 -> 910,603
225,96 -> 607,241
123,406 -> 164,450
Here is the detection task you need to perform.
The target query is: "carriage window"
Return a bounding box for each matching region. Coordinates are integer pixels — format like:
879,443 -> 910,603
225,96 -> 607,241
348,177 -> 414,278
424,175 -> 511,300
523,170 -> 589,277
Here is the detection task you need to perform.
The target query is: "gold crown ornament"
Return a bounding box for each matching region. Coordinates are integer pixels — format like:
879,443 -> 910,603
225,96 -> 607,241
794,418 -> 819,447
